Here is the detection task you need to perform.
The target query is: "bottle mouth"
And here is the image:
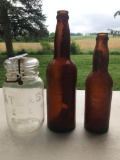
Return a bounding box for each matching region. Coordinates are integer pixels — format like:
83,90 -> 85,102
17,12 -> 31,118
97,33 -> 108,36
56,10 -> 69,20
57,10 -> 68,14
96,33 -> 109,40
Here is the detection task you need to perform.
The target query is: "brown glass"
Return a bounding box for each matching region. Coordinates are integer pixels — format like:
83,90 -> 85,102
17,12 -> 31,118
84,33 -> 113,133
46,10 -> 77,132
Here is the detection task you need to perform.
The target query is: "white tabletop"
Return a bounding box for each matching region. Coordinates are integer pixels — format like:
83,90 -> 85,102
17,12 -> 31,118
0,89 -> 120,160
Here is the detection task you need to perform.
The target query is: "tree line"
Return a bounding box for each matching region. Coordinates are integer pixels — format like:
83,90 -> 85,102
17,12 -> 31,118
0,1 -> 120,57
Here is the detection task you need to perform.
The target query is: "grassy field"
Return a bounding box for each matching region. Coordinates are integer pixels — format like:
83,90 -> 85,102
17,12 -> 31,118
0,55 -> 120,90
0,35 -> 120,52
72,35 -> 120,50
0,42 -> 42,52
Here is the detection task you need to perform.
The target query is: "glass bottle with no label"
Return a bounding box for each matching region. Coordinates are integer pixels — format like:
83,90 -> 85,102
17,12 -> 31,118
3,56 -> 44,134
46,10 -> 77,132
84,33 -> 113,133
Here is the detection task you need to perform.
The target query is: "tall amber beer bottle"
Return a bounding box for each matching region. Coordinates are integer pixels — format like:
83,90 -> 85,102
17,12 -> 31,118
84,33 -> 113,133
46,10 -> 77,132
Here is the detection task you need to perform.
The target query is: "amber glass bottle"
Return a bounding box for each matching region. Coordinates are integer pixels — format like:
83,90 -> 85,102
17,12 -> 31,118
46,10 -> 77,132
84,33 -> 113,133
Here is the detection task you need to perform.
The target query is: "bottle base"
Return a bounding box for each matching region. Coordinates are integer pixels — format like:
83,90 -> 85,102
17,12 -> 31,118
84,126 -> 109,134
48,125 -> 75,133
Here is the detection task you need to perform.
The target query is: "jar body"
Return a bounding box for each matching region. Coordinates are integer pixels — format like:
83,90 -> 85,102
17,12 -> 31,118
3,77 -> 44,134
84,71 -> 113,133
3,57 -> 44,134
46,58 -> 77,132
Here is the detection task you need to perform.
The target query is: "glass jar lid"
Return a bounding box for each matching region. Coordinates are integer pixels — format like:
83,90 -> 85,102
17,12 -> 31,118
4,56 -> 39,71
4,55 -> 39,85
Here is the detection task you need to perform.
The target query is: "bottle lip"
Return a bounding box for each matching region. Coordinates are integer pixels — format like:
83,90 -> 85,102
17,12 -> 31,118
57,10 -> 68,14
96,33 -> 109,40
97,33 -> 108,36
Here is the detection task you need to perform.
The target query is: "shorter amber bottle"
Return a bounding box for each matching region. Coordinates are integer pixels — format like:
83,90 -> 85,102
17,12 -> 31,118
84,33 -> 113,133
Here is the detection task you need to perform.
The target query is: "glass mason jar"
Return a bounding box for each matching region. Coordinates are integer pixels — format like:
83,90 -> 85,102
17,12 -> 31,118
3,56 -> 44,134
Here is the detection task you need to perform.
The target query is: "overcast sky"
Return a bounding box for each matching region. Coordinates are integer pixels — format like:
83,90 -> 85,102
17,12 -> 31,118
42,0 -> 120,34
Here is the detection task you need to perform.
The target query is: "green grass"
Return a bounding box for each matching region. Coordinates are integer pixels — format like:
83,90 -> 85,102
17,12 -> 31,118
0,55 -> 120,90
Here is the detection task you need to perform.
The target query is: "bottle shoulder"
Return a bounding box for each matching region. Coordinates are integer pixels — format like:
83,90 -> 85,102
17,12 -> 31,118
46,58 -> 77,77
47,58 -> 77,68
86,70 -> 113,86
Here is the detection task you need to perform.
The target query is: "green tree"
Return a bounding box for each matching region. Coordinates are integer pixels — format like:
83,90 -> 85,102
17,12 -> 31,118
114,11 -> 120,17
0,0 -> 49,57
70,41 -> 80,55
49,32 -> 55,42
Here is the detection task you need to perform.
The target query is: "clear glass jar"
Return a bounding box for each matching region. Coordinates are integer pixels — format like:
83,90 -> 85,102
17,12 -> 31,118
3,56 -> 44,134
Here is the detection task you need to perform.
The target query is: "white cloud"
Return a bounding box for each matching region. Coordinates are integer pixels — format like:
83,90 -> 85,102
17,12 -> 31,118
42,0 -> 120,33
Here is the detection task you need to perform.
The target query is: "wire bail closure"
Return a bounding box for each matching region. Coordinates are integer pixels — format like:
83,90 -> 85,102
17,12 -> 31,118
6,53 -> 28,85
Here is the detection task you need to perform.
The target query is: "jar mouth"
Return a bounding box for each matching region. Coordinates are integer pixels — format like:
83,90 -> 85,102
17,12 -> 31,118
4,57 -> 39,70
4,57 -> 39,85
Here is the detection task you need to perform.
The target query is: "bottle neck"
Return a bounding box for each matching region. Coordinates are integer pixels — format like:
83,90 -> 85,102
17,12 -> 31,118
54,12 -> 70,59
93,34 -> 109,72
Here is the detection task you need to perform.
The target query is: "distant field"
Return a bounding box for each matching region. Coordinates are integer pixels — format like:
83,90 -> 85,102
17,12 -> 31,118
0,35 -> 120,52
72,35 -> 120,50
0,42 -> 42,52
